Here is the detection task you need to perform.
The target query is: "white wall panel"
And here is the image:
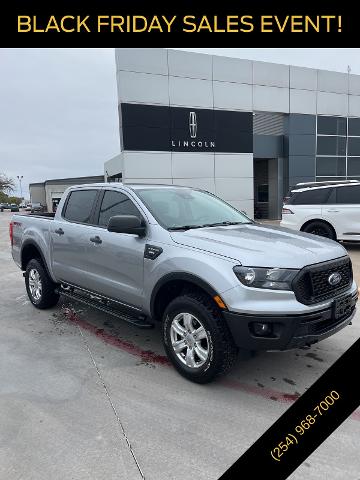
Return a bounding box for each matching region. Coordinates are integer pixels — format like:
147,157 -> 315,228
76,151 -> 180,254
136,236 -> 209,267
349,95 -> 360,117
172,177 -> 216,193
115,48 -> 168,75
168,49 -> 212,80
349,75 -> 360,96
213,81 -> 253,111
215,178 -> 254,201
117,71 -> 169,105
228,200 -> 254,218
213,56 -> 253,84
124,178 -> 173,185
253,61 -> 289,88
317,70 -> 348,94
169,76 -> 213,108
290,66 -> 317,91
317,91 -> 348,116
172,153 -> 214,178
215,154 -> 253,178
290,89 -> 317,114
123,152 -> 172,178
253,85 -> 289,113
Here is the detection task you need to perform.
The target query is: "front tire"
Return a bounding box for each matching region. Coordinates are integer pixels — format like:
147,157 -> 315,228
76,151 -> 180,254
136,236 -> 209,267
302,221 -> 336,240
163,293 -> 238,383
25,259 -> 59,309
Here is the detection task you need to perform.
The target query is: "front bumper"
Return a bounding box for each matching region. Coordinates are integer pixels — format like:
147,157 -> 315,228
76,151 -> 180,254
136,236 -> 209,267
223,290 -> 358,351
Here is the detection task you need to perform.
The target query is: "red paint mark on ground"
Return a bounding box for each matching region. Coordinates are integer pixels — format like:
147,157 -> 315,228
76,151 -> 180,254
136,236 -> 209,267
62,308 -> 360,422
62,308 -> 170,366
220,378 -> 300,403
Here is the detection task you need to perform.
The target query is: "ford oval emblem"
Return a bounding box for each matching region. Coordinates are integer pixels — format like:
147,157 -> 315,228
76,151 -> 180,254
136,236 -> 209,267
328,272 -> 342,286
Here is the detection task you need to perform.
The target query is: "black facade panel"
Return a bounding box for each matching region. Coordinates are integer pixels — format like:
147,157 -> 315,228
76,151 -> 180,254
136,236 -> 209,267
215,131 -> 253,153
348,137 -> 360,156
253,135 -> 284,158
214,110 -> 253,133
317,136 -> 346,156
316,157 -> 346,176
289,156 -> 316,178
349,118 -> 360,136
120,103 -> 170,128
289,176 -> 315,187
120,103 -> 253,153
171,107 -> 215,132
122,126 -> 171,151
289,134 -> 316,156
287,114 -> 316,135
317,116 -> 347,136
347,158 -> 360,176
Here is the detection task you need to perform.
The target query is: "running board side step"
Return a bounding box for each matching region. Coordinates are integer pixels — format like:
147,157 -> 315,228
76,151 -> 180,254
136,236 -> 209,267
59,288 -> 154,329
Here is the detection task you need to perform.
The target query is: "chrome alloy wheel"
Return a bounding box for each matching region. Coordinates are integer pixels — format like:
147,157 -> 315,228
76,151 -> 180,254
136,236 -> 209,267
28,268 -> 42,301
169,313 -> 210,369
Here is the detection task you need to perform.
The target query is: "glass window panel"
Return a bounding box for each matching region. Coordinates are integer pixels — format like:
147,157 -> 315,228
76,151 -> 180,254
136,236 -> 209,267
316,157 -> 346,176
336,185 -> 360,204
317,136 -> 346,156
64,190 -> 98,224
316,177 -> 346,182
291,188 -> 331,205
317,116 -> 347,136
98,190 -> 141,227
348,137 -> 360,156
348,118 -> 360,136
347,158 -> 360,176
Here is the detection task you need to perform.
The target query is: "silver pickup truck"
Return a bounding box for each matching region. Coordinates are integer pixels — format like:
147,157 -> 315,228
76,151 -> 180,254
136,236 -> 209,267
11,183 -> 358,383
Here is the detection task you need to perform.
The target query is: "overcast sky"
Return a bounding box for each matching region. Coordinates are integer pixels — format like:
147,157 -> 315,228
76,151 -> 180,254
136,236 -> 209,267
1,48 -> 359,198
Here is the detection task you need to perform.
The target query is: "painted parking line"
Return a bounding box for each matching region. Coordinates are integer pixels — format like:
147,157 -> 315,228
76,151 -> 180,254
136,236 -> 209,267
61,307 -> 360,422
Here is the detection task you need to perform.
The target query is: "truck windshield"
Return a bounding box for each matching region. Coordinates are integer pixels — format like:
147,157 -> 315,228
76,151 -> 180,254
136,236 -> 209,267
135,187 -> 252,230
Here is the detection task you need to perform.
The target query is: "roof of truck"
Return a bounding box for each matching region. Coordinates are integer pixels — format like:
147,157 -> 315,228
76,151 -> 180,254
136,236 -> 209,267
67,183 -> 192,190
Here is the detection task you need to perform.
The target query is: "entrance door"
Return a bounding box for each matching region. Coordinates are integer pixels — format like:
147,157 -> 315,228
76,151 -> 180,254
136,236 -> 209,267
254,159 -> 269,219
253,158 -> 282,220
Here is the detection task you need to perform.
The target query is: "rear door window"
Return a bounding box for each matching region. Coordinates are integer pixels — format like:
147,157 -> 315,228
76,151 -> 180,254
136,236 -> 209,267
63,190 -> 98,223
336,185 -> 360,204
291,188 -> 331,205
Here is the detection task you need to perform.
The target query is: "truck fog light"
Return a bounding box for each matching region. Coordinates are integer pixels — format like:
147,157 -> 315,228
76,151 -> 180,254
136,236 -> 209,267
252,322 -> 272,336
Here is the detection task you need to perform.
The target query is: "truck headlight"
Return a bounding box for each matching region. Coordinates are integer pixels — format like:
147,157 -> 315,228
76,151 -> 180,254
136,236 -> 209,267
233,266 -> 299,291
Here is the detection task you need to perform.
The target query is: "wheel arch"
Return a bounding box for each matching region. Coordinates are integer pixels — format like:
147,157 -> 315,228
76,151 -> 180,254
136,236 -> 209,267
21,240 -> 53,279
150,272 -> 222,321
300,218 -> 337,239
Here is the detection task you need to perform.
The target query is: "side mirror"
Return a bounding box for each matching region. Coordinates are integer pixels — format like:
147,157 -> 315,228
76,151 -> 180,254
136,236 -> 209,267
107,215 -> 146,237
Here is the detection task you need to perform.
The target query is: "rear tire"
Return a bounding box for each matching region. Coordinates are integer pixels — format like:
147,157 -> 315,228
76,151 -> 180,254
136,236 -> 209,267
25,259 -> 59,309
162,293 -> 238,383
302,221 -> 336,240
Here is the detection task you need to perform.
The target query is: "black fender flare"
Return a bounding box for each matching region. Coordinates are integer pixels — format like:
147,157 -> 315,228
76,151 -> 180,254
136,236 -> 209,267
20,239 -> 53,279
150,272 -> 220,318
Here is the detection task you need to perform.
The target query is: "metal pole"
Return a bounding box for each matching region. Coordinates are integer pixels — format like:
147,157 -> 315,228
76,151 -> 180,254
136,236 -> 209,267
17,175 -> 23,202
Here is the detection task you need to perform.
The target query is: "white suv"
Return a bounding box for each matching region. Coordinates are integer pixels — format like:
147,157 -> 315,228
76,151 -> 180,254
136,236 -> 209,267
280,182 -> 360,242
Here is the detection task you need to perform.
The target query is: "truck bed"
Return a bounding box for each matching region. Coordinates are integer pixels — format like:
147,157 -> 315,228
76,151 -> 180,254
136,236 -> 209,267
16,212 -> 55,219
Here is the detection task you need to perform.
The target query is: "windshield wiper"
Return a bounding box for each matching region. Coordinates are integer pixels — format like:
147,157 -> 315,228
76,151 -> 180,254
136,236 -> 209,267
168,225 -> 202,231
168,221 -> 253,231
198,221 -> 253,227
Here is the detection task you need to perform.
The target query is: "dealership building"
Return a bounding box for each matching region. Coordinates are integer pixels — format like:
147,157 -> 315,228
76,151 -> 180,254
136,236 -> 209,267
104,48 -> 360,219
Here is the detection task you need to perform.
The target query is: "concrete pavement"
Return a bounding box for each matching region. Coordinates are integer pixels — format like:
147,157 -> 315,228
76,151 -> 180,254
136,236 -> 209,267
0,211 -> 359,479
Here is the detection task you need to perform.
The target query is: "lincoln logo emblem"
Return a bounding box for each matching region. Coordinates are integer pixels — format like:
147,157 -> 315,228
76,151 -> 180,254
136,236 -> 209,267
328,272 -> 342,286
189,112 -> 197,138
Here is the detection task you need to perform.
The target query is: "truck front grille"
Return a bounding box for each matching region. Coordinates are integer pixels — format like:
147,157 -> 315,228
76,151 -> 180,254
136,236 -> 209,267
292,257 -> 353,305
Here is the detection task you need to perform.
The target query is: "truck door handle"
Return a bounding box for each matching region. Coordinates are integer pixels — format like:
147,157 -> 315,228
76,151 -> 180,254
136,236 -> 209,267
90,236 -> 102,244
326,209 -> 340,213
54,228 -> 64,235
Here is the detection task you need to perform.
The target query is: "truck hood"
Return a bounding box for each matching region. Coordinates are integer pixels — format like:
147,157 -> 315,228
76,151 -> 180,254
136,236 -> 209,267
170,223 -> 347,269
